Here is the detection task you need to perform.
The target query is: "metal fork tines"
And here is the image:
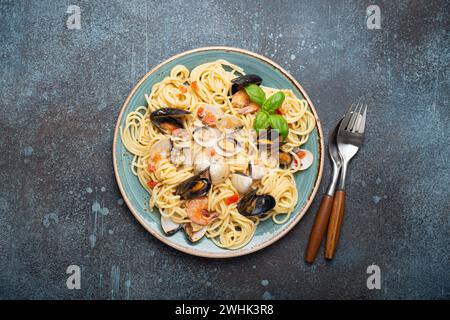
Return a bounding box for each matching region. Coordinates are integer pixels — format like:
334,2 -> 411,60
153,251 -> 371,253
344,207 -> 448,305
345,102 -> 367,131
324,102 -> 367,260
339,102 -> 367,150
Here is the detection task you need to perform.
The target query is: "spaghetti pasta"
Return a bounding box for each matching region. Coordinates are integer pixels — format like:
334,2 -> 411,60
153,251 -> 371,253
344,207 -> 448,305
120,60 -> 315,249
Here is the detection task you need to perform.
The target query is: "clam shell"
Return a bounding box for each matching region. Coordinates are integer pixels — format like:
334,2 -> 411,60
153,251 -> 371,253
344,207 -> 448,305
194,152 -> 211,173
248,160 -> 266,180
161,216 -> 181,236
230,172 -> 253,194
291,149 -> 314,171
184,224 -> 207,242
209,157 -> 230,185
216,114 -> 244,132
214,137 -> 241,157
150,137 -> 172,158
193,126 -> 218,148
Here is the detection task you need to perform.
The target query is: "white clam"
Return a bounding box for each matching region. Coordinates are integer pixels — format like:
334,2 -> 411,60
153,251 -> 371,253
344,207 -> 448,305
214,137 -> 241,157
150,137 -> 172,158
161,215 -> 181,235
170,147 -> 189,166
216,114 -> 244,132
230,172 -> 253,194
184,224 -> 207,242
199,104 -> 224,122
193,126 -> 218,148
291,149 -> 314,171
171,128 -> 191,149
248,160 -> 266,180
209,156 -> 230,185
193,151 -> 211,173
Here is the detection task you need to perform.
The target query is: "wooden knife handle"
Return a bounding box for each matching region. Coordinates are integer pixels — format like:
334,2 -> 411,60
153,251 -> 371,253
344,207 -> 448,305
325,190 -> 345,259
304,194 -> 334,263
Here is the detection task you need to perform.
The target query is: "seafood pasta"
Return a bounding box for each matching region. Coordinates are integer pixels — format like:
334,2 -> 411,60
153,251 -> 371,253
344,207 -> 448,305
120,60 -> 316,249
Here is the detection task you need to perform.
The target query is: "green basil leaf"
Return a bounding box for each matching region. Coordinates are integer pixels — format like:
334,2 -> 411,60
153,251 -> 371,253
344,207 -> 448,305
262,91 -> 285,114
244,84 -> 266,106
253,111 -> 270,132
269,114 -> 289,138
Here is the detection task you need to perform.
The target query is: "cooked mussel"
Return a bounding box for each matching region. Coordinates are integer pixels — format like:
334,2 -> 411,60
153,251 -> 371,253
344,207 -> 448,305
279,151 -> 293,168
152,116 -> 184,134
237,189 -> 276,216
151,107 -> 191,118
175,170 -> 211,200
150,108 -> 191,134
231,74 -> 263,94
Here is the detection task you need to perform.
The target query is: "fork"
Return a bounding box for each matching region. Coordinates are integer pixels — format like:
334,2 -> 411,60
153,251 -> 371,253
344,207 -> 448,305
304,119 -> 342,263
325,102 -> 367,259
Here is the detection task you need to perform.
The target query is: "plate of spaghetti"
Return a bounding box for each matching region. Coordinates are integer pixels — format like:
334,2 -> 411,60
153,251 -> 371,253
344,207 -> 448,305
113,47 -> 324,258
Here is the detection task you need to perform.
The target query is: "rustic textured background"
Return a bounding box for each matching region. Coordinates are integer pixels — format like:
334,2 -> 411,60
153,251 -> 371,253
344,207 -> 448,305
0,0 -> 449,299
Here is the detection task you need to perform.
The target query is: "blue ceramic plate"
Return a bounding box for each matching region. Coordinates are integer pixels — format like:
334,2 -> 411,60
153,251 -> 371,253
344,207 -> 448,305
113,47 -> 324,258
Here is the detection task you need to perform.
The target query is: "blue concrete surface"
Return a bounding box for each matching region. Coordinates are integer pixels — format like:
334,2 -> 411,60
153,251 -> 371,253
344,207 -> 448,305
0,0 -> 449,299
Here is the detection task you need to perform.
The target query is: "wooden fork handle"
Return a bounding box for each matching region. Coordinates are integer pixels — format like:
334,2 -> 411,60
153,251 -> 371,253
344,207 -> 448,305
325,190 -> 345,259
304,194 -> 334,263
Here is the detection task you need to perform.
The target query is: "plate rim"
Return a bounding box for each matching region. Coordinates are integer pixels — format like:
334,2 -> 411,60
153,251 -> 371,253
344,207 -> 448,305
112,46 -> 324,258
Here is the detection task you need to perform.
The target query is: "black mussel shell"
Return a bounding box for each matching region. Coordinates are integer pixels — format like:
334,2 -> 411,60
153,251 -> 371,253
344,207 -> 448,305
237,189 -> 257,215
150,108 -> 190,118
151,116 -> 184,133
237,189 -> 276,216
175,171 -> 201,195
150,108 -> 190,133
252,195 -> 276,215
179,178 -> 211,200
231,74 -> 263,94
175,171 -> 211,200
